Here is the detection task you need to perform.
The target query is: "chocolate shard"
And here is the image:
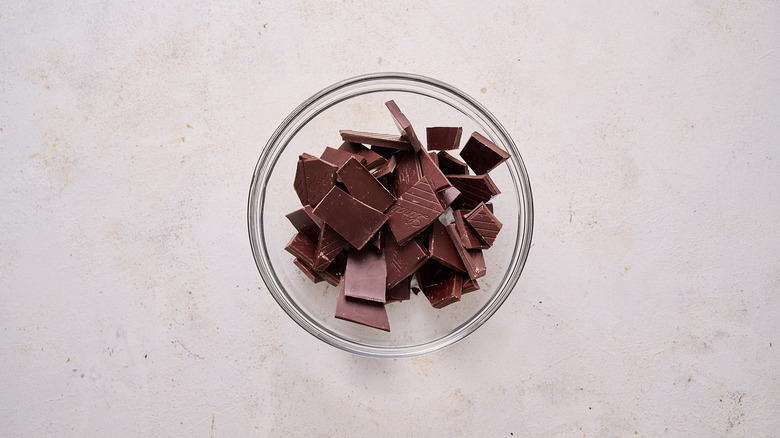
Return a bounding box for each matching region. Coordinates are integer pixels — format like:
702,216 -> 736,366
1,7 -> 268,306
386,276 -> 411,303
428,151 -> 439,166
437,186 -> 461,208
285,205 -> 323,242
335,278 -> 390,332
485,203 -> 494,213
462,277 -> 480,293
293,154 -> 338,207
446,174 -> 500,210
459,131 -> 510,175
337,157 -> 396,212
312,186 -> 388,250
444,223 -> 487,280
340,130 -> 411,150
319,251 -> 346,287
385,100 -> 423,152
384,231 -> 430,289
344,246 -> 387,303
454,209 -> 488,249
320,146 -> 366,168
428,220 -> 465,272
426,127 -> 462,151
284,232 -> 318,268
388,150 -> 422,197
338,141 -> 386,169
369,227 -> 384,250
371,154 -> 397,179
386,177 -> 445,246
313,224 -> 347,271
464,202 -> 503,247
418,149 -> 451,191
417,261 -> 462,309
293,258 -> 322,284
437,151 -> 469,175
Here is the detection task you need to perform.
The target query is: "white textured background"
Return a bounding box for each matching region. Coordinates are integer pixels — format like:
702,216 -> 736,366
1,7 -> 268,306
2,1 -> 779,436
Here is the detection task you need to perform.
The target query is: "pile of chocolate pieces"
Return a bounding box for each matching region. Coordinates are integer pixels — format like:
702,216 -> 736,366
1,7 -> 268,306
284,100 -> 509,331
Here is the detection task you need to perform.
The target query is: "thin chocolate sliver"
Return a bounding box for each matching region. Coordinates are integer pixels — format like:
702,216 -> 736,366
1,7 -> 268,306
335,279 -> 390,332
428,220 -> 465,272
320,146 -> 366,168
285,205 -> 323,242
340,130 -> 411,150
444,223 -> 487,280
464,202 -> 503,247
337,157 -> 395,212
459,131 -> 510,175
418,149 -> 451,191
386,276 -> 411,303
462,276 -> 480,293
385,100 -> 423,152
386,177 -> 445,246
338,141 -> 386,169
313,224 -> 347,271
447,174 -> 500,210
384,232 -> 430,289
437,151 -> 469,175
371,154 -> 397,179
426,127 -> 462,151
293,154 -> 337,207
344,246 -> 387,303
388,150 -> 421,197
284,232 -> 318,268
453,209 -> 488,249
293,258 -> 322,284
312,186 -> 388,250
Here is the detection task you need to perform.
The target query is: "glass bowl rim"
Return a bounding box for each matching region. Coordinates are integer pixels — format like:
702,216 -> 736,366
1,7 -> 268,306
248,72 -> 534,358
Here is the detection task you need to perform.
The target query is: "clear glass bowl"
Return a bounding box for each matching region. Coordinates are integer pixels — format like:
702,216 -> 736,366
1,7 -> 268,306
248,73 -> 533,358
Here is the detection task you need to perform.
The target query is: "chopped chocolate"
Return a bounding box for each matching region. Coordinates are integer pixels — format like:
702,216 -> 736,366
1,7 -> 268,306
459,131 -> 510,175
386,276 -> 411,303
369,227 -> 384,250
428,220 -> 465,272
384,232 -> 430,289
371,154 -> 397,179
320,146 -> 366,168
464,202 -> 503,247
370,145 -> 402,158
417,261 -> 462,309
285,205 -> 323,242
293,258 -> 322,284
338,141 -> 386,169
388,150 -> 421,197
319,252 -> 346,287
485,203 -> 494,213
444,224 -> 487,280
312,186 -> 388,250
293,154 -> 337,207
313,224 -> 347,270
339,130 -> 411,150
344,246 -> 387,302
446,174 -> 501,210
385,100 -> 423,152
453,209 -> 488,249
335,279 -> 390,332
418,149 -> 451,191
337,157 -> 396,212
426,127 -> 462,151
284,232 -> 318,268
462,277 -> 480,293
428,151 -> 439,166
411,286 -> 421,295
386,177 -> 445,246
437,186 -> 461,208
437,151 -> 469,175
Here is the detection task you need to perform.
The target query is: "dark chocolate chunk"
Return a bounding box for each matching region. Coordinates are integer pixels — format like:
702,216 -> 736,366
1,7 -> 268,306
319,251 -> 346,287
444,224 -> 487,280
459,131 -> 510,175
385,100 -> 423,152
464,202 -> 503,247
293,258 -> 322,284
369,227 -> 384,250
437,151 -> 469,175
320,146 -> 366,168
462,277 -> 480,293
485,203 -> 494,213
428,220 -> 465,272
446,174 -> 500,210
284,232 -> 317,268
344,246 -> 387,303
337,157 -> 396,212
335,279 -> 390,332
371,154 -> 397,179
313,224 -> 347,270
312,186 -> 388,250
384,232 -> 430,289
453,209 -> 488,249
437,186 -> 461,208
418,149 -> 451,191
340,130 -> 411,150
338,141 -> 386,169
293,154 -> 337,207
388,150 -> 422,197
417,261 -> 462,309
386,276 -> 411,302
428,151 -> 439,166
386,177 -> 445,246
285,206 -> 323,242
426,127 -> 462,151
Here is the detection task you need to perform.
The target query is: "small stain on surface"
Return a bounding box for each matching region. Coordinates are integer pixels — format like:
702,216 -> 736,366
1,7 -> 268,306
654,10 -> 660,16
480,87 -> 487,93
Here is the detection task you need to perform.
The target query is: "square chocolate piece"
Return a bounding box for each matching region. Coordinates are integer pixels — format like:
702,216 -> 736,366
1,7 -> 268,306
335,279 -> 390,332
344,246 -> 387,303
337,157 -> 395,212
312,186 -> 388,250
293,154 -> 337,207
386,177 -> 445,246
464,202 -> 503,247
426,127 -> 462,151
459,131 -> 510,175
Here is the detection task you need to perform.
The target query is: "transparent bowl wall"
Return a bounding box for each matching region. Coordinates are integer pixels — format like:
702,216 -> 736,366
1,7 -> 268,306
248,73 -> 533,358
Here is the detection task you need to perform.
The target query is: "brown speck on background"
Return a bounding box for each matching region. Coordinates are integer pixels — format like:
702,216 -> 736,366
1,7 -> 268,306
480,87 -> 487,93
654,10 -> 659,16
